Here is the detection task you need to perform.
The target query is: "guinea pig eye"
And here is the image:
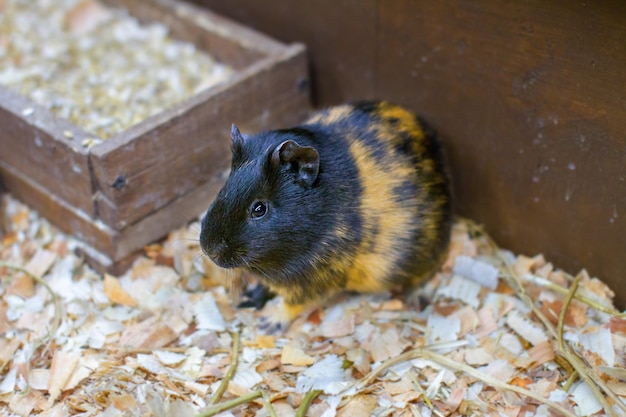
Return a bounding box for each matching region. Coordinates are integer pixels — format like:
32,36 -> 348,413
250,200 -> 268,219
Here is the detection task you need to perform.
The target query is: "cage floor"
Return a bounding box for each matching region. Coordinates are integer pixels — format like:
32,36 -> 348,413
0,194 -> 624,417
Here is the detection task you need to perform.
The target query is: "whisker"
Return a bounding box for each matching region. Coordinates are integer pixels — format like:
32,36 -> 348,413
191,251 -> 205,264
240,270 -> 251,287
243,257 -> 277,284
177,246 -> 203,260
188,223 -> 202,238
223,268 -> 241,304
173,237 -> 201,243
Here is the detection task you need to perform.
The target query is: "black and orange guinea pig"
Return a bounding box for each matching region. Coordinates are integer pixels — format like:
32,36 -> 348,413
200,100 -> 452,333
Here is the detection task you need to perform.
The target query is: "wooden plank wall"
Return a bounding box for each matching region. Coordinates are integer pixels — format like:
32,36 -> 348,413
194,0 -> 626,306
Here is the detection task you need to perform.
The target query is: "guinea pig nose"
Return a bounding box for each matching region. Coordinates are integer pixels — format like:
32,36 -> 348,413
206,242 -> 227,259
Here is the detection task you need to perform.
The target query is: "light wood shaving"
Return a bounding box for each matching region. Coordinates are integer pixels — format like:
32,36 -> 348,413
1,193 -> 625,416
0,0 -> 234,140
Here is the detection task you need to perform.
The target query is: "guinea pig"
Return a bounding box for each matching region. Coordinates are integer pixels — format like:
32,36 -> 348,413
200,100 -> 452,333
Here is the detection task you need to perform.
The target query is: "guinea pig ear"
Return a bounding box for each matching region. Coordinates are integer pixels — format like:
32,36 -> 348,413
271,140 -> 320,188
231,124 -> 245,149
230,124 -> 245,161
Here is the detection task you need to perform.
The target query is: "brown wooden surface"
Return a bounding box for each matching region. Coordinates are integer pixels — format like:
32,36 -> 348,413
0,87 -> 94,215
195,0 -> 626,306
90,44 -> 309,229
0,161 -> 117,256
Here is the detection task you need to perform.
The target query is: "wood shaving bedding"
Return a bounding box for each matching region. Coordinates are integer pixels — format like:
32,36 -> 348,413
0,0 -> 234,141
1,193 -> 625,417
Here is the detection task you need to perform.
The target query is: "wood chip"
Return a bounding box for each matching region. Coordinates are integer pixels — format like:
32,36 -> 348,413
103,274 -> 138,307
36,403 -> 70,417
48,350 -> 80,403
271,400 -> 296,417
578,327 -> 615,366
255,335 -> 276,349
454,305 -> 480,336
346,348 -> 371,376
527,341 -> 556,368
452,255 -> 500,290
320,305 -> 355,338
443,379 -> 467,412
337,395 -> 377,417
370,327 -> 410,362
9,390 -> 39,416
506,309 -> 548,346
464,347 -> 495,366
119,315 -> 177,348
263,373 -> 290,392
193,292 -> 226,331
256,358 -> 281,373
281,345 -> 315,366
24,249 -> 57,277
65,0 -> 112,35
426,313 -> 461,344
473,306 -> 498,338
608,317 -> 626,335
382,378 -> 413,395
5,273 -> 34,298
296,355 -> 346,394
570,381 -> 604,416
30,369 -> 50,391
478,359 -> 515,383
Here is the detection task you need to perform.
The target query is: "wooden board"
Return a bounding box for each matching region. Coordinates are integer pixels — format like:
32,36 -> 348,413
0,0 -> 311,270
0,87 -> 94,215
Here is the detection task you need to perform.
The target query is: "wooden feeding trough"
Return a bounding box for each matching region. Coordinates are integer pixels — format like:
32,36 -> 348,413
0,0 -> 311,272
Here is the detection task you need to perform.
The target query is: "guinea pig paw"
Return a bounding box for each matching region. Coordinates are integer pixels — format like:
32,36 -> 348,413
257,314 -> 289,335
257,300 -> 293,335
405,287 -> 431,312
238,284 -> 275,310
257,316 -> 289,335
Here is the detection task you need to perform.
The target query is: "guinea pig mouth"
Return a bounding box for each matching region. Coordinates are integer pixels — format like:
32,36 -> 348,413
210,255 -> 242,269
202,247 -> 244,269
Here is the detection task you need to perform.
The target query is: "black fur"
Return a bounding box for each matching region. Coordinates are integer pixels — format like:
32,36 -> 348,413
200,123 -> 362,289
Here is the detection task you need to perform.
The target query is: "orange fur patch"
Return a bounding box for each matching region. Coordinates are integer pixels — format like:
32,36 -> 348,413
345,139 -> 418,292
